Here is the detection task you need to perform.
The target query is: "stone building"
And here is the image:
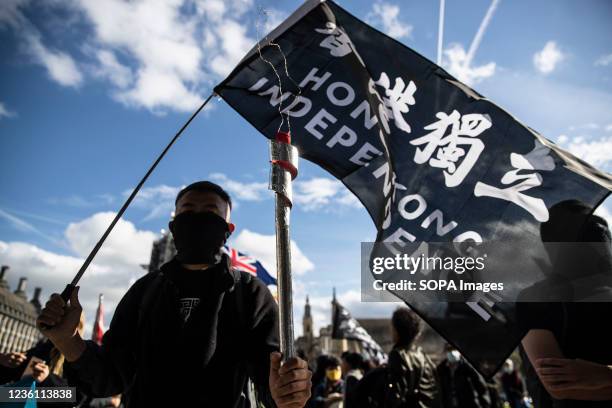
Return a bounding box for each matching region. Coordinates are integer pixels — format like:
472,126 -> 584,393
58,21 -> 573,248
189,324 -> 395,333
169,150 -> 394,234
295,293 -> 393,362
0,265 -> 43,354
147,231 -> 175,273
294,294 -> 446,364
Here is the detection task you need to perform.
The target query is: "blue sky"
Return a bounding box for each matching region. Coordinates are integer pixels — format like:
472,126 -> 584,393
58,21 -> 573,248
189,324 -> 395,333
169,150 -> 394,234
1,0 -> 611,336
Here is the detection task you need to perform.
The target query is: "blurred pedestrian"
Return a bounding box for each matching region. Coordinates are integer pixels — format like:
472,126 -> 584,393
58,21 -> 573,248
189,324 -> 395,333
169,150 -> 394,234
341,352 -> 363,408
313,356 -> 344,408
500,359 -> 525,408
353,307 -> 440,407
437,346 -> 490,408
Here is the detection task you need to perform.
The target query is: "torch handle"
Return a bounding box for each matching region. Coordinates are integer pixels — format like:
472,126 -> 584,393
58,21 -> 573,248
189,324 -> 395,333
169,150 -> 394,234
269,131 -> 299,361
275,195 -> 296,359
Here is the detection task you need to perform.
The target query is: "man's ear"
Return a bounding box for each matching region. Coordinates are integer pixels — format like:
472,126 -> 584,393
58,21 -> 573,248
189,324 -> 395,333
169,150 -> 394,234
225,223 -> 235,241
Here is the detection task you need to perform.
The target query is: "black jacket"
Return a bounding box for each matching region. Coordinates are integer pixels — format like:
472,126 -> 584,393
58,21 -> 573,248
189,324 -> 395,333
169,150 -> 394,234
353,346 -> 440,408
437,360 -> 490,408
67,255 -> 279,407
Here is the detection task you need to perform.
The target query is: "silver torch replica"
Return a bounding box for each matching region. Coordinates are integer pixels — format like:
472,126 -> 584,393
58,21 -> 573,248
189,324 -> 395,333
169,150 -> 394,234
269,130 -> 299,360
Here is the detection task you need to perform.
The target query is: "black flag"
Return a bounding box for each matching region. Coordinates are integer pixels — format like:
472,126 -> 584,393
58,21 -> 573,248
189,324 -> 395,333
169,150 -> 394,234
332,300 -> 387,363
215,0 -> 612,376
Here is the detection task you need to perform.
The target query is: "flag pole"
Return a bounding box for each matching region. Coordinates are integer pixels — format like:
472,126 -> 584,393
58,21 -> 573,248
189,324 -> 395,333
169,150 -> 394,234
437,0 -> 445,66
39,93 -> 215,331
269,131 -> 299,360
57,93 -> 215,302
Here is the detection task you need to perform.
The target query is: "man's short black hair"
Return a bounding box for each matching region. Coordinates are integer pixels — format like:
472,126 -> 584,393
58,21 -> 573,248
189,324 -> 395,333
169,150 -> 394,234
342,352 -> 364,370
327,356 -> 341,368
175,181 -> 232,209
392,307 -> 421,347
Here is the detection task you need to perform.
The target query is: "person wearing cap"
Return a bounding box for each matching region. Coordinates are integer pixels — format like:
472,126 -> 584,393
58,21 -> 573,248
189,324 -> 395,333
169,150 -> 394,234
36,181 -> 312,407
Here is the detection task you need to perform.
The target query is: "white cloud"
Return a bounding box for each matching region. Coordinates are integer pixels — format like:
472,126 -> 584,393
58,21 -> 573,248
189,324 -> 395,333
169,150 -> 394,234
443,43 -> 495,86
294,177 -> 361,211
595,53 -> 612,67
605,124 -> 612,132
0,0 -> 83,87
231,229 -> 314,276
25,32 -> 83,87
560,135 -> 612,167
72,0 -> 255,112
207,174 -> 362,212
1,0 -> 262,112
0,212 -> 156,338
557,134 -> 568,144
92,49 -> 133,89
533,41 -> 565,74
0,102 -> 17,119
209,20 -> 254,77
65,212 -> 157,267
127,184 -> 180,221
209,173 -> 268,201
366,1 -> 412,40
595,205 -> 612,227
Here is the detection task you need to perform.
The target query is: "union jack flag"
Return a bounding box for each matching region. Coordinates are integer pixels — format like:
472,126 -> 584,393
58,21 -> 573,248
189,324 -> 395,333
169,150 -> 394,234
223,246 -> 277,286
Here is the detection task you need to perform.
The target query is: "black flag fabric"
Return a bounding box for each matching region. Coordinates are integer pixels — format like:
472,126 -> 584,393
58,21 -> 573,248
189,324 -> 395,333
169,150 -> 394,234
215,0 -> 612,376
332,300 -> 387,363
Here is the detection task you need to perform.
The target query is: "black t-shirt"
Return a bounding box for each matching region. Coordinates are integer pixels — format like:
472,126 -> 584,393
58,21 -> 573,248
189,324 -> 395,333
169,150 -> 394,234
518,302 -> 612,408
518,302 -> 612,362
165,263 -> 219,322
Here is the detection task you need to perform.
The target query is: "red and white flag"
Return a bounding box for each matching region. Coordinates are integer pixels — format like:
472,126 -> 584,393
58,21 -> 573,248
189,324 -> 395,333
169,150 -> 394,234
91,294 -> 104,345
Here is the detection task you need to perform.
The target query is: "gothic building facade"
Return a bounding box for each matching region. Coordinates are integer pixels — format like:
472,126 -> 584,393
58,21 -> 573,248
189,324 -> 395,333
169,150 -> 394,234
0,265 -> 43,354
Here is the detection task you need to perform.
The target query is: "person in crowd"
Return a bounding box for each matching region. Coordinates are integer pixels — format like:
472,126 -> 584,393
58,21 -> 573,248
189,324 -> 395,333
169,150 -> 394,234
312,356 -> 343,408
386,308 -> 440,407
485,376 -> 504,408
519,200 -> 612,407
341,352 -> 364,408
353,307 -> 440,407
310,354 -> 335,407
1,317 -> 91,407
437,345 -> 490,408
37,181 -> 311,408
500,359 -> 525,408
0,352 -> 27,384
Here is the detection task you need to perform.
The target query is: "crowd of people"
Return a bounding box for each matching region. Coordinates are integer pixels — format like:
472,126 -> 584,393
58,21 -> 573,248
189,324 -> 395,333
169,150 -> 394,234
0,182 -> 610,408
304,308 -> 531,408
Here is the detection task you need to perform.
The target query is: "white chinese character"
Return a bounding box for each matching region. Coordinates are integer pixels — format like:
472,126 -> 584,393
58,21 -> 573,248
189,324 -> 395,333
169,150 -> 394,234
410,110 -> 491,187
315,22 -> 365,66
368,73 -> 417,134
474,141 -> 556,222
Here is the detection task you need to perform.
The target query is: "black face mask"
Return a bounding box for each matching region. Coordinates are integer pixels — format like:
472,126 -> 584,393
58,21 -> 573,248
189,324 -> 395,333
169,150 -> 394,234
169,211 -> 231,265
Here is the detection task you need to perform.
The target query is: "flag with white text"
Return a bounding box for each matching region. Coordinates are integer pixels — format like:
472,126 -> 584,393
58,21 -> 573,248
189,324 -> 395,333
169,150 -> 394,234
214,0 -> 612,376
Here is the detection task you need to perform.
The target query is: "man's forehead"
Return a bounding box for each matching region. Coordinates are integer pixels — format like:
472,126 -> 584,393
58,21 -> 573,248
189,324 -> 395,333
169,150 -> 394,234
176,190 -> 226,206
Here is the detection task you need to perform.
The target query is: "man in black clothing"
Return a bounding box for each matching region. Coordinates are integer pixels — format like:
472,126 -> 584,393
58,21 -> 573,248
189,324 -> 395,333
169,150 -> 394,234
353,308 -> 440,408
37,181 -> 312,407
436,347 -> 491,408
